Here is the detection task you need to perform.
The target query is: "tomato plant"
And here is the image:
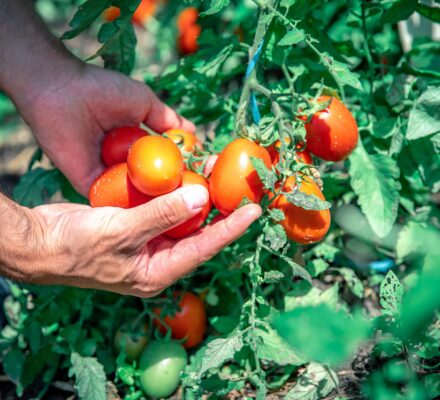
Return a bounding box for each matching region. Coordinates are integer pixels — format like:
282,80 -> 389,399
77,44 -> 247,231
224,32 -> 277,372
127,135 -> 184,196
114,322 -> 149,362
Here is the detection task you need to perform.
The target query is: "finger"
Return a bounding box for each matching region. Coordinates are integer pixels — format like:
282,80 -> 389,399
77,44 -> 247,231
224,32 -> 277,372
203,154 -> 218,177
115,185 -> 209,243
149,204 -> 262,285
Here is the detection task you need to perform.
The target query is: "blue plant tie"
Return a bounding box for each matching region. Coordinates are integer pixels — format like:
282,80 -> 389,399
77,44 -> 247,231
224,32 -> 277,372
369,258 -> 395,273
245,41 -> 264,124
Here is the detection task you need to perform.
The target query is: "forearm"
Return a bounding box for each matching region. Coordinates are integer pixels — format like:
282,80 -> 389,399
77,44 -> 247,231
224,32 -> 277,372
0,0 -> 81,112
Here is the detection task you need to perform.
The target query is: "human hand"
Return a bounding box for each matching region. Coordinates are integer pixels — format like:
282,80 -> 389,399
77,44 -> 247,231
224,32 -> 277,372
20,187 -> 261,297
19,63 -> 194,196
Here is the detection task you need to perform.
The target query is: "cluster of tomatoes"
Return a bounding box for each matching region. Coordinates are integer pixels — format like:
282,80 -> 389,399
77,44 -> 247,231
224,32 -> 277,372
103,0 -> 158,26
114,292 -> 206,398
90,95 -> 358,244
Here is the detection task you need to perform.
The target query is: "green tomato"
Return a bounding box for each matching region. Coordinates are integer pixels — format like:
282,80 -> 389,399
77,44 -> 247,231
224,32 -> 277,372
139,340 -> 187,398
114,323 -> 148,362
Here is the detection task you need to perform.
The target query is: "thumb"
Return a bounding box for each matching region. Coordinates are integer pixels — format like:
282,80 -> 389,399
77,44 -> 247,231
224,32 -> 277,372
116,185 -> 209,241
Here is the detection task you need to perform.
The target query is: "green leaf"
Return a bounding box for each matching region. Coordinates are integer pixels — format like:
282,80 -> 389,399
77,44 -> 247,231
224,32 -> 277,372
349,145 -> 401,238
284,258 -> 312,284
69,352 -> 106,400
319,53 -> 362,90
3,347 -> 25,381
423,374 -> 440,399
201,0 -> 230,16
285,284 -> 341,311
337,268 -> 364,299
407,87 -> 440,140
199,335 -> 244,376
396,221 -> 440,260
268,208 -> 285,222
263,270 -> 285,283
257,327 -> 304,366
284,190 -> 331,211
285,363 -> 338,400
273,304 -> 371,366
263,223 -> 287,251
379,271 -> 403,320
194,45 -> 233,77
381,0 -> 418,24
416,3 -> 440,22
250,157 -> 277,191
279,29 -> 306,46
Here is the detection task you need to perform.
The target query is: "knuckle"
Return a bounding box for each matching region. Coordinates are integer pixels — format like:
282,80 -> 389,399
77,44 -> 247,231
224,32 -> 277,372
150,197 -> 182,230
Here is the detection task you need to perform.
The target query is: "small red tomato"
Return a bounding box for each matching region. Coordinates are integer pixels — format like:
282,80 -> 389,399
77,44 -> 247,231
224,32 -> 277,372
165,171 -> 211,239
209,138 -> 272,216
178,24 -> 201,55
154,292 -> 206,349
103,0 -> 158,25
268,139 -> 314,166
89,163 -> 151,208
305,96 -> 358,162
164,129 -> 201,153
177,7 -> 199,31
127,136 -> 184,197
101,126 -> 148,167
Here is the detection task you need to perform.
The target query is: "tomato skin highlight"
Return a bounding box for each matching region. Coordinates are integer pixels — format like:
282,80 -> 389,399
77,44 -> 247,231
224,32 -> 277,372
114,323 -> 148,362
305,96 -> 358,162
89,163 -> 151,208
270,176 -> 331,244
165,171 -> 211,239
164,129 -> 201,153
139,340 -> 187,398
209,138 -> 272,216
154,292 -> 207,349
101,126 -> 148,167
127,136 -> 184,197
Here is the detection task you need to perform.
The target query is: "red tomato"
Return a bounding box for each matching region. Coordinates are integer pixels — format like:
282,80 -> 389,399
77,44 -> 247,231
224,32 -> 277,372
305,96 -> 358,162
269,175 -> 331,244
164,171 -> 211,239
177,7 -> 199,31
268,139 -> 314,166
127,136 -> 184,197
178,24 -> 201,55
103,6 -> 120,22
209,138 -> 272,216
103,0 -> 158,25
164,129 -> 201,153
101,126 -> 148,167
154,292 -> 206,349
89,163 -> 151,208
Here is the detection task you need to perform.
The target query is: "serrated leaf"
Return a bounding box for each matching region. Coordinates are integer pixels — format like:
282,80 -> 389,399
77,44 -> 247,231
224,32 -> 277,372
416,4 -> 440,22
284,190 -> 331,211
263,223 -> 287,251
396,221 -> 440,260
379,271 -> 403,319
69,352 -> 106,400
337,268 -> 364,299
201,0 -> 230,16
284,258 -> 312,284
250,157 -> 277,191
194,45 -> 233,77
285,363 -> 338,400
382,0 -> 418,24
274,305 -> 371,366
349,145 -> 401,238
268,208 -> 285,222
279,29 -> 306,46
407,87 -> 440,140
319,53 -> 362,90
264,270 -> 285,283
199,335 -> 243,376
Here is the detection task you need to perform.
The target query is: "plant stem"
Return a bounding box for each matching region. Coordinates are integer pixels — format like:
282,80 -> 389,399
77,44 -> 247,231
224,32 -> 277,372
361,0 -> 376,114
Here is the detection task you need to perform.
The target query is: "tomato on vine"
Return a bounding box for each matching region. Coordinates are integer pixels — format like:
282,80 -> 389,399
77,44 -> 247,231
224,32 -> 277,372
139,340 -> 187,398
165,171 -> 211,239
270,175 -> 331,244
154,292 -> 207,349
103,0 -> 158,25
114,322 -> 148,362
209,138 -> 272,216
304,96 -> 358,162
164,129 -> 201,153
268,139 -> 314,166
89,163 -> 151,208
101,126 -> 147,167
177,7 -> 200,55
127,135 -> 183,196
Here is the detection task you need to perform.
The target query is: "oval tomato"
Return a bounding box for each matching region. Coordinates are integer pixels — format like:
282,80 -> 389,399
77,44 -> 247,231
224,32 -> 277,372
178,24 -> 201,55
177,7 -> 199,31
114,322 -> 148,362
139,340 -> 187,398
305,96 -> 358,162
268,140 -> 313,166
164,129 -> 201,153
103,0 -> 157,24
154,292 -> 206,349
165,171 -> 211,239
89,163 -> 151,208
101,126 -> 147,167
127,136 -> 184,197
270,176 -> 331,244
209,138 -> 271,216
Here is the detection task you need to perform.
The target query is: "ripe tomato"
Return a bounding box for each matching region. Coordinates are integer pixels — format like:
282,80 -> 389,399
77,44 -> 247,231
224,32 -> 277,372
178,24 -> 201,55
103,6 -> 120,22
209,138 -> 271,216
101,126 -> 147,167
103,0 -> 157,25
89,163 -> 151,208
164,129 -> 201,153
177,7 -> 199,31
139,340 -> 187,398
165,171 -> 211,239
305,96 -> 358,162
114,322 -> 148,362
154,292 -> 206,349
127,136 -> 183,196
268,139 -> 313,166
270,176 -> 331,244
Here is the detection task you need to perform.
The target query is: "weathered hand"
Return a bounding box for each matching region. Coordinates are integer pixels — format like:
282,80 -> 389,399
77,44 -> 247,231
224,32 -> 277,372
21,64 -> 194,196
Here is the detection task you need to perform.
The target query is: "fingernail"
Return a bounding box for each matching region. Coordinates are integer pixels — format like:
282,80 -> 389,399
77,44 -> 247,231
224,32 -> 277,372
181,185 -> 209,210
